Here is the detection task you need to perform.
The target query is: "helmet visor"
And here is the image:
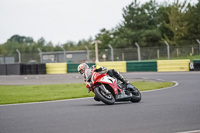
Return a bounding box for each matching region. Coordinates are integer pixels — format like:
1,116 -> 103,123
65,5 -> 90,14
79,69 -> 84,75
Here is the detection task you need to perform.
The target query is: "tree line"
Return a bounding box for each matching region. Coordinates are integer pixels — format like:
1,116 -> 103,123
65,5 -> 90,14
0,0 -> 200,55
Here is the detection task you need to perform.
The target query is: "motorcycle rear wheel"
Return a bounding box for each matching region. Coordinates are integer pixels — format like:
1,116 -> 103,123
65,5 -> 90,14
94,87 -> 115,105
130,87 -> 141,103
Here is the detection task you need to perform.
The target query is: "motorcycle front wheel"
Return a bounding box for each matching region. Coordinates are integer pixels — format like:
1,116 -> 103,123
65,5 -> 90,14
94,86 -> 115,105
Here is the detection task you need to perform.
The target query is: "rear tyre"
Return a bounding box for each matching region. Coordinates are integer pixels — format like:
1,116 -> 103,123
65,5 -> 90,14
130,87 -> 141,102
94,86 -> 115,105
125,84 -> 141,103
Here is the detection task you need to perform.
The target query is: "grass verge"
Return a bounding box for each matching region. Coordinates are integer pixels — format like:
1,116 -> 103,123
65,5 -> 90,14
156,54 -> 200,61
0,81 -> 174,105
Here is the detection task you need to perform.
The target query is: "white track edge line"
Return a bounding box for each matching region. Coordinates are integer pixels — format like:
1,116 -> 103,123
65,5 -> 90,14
0,97 -> 93,107
0,80 -> 179,107
175,130 -> 200,133
142,81 -> 178,93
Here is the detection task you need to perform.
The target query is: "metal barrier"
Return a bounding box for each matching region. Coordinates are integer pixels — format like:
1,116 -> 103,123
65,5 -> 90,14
46,63 -> 67,74
0,64 -> 7,75
157,60 -> 190,72
193,59 -> 200,71
96,61 -> 127,72
127,61 -> 157,72
1,59 -> 199,75
67,63 -> 95,73
38,64 -> 46,74
6,64 -> 22,75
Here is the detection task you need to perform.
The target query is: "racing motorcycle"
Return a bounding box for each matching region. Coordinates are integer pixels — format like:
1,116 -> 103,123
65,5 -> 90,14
86,68 -> 141,105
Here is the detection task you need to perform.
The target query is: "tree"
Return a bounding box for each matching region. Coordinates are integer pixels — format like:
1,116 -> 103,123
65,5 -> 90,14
157,4 -> 174,43
95,28 -> 113,49
37,38 -> 46,48
112,0 -> 161,47
0,45 -> 6,54
54,45 -> 63,51
42,42 -> 54,52
163,0 -> 189,45
138,0 -> 161,46
63,41 -> 76,51
186,0 -> 200,41
8,35 -> 33,43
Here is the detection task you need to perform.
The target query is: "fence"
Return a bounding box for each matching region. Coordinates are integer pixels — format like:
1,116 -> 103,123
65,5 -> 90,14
0,44 -> 199,64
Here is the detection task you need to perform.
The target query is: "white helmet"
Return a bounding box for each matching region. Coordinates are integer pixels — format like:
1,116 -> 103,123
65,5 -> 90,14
77,63 -> 89,75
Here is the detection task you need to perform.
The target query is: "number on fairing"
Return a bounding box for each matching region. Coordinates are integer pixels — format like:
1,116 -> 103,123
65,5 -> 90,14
101,75 -> 116,83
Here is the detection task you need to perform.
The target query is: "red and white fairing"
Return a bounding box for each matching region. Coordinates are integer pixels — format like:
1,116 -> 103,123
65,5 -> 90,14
87,68 -> 123,94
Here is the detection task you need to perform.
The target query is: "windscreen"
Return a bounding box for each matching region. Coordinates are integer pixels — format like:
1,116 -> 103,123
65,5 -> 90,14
85,68 -> 92,82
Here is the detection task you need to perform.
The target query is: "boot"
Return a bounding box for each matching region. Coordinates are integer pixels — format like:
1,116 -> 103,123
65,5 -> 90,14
112,70 -> 129,85
120,78 -> 129,85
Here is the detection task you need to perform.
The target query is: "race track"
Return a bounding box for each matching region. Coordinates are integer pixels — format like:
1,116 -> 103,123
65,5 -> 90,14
0,72 -> 200,133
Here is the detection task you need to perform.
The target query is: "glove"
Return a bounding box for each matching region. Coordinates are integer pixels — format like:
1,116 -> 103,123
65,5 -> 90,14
86,82 -> 92,88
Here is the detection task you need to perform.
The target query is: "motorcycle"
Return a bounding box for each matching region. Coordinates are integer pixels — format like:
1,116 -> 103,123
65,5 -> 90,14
86,68 -> 141,105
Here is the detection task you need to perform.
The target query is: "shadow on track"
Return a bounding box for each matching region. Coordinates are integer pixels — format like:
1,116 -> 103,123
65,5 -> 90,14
81,101 -> 138,106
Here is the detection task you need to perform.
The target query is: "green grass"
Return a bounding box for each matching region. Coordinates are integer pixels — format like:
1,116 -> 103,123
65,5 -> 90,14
132,81 -> 174,91
157,54 -> 200,61
0,81 -> 174,105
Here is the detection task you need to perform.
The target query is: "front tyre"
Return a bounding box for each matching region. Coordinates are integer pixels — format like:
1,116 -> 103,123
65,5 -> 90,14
94,86 -> 115,105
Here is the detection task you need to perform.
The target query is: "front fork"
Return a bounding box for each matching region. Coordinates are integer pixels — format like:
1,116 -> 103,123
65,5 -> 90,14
99,84 -> 111,95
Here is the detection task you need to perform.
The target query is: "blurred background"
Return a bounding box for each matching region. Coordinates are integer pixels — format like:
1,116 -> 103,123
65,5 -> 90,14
0,0 -> 200,64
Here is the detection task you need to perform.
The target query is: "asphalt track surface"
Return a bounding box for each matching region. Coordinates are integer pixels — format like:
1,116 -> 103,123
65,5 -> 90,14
0,72 -> 200,133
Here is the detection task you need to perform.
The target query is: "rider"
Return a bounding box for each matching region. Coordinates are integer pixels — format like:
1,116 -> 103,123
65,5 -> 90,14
77,63 -> 129,87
